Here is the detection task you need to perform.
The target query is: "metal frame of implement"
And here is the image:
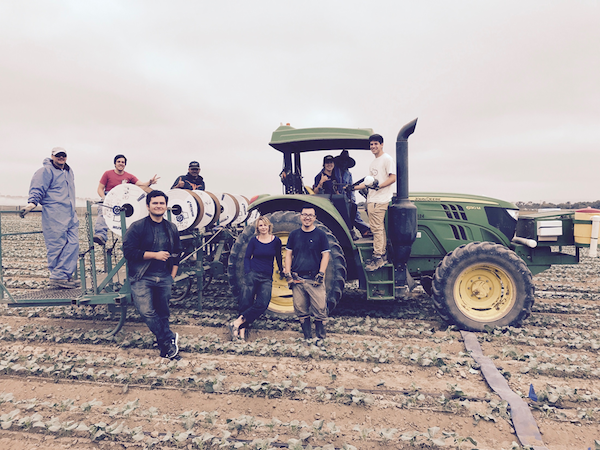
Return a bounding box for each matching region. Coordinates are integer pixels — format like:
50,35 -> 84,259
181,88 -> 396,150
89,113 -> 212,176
0,201 -> 233,336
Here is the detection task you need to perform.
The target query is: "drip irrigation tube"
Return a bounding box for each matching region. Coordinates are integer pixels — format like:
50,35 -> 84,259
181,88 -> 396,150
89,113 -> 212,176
461,330 -> 549,450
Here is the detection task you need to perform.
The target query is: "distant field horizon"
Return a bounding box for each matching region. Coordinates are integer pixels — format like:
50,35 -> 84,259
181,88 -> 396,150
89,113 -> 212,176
0,195 -> 92,208
1,194 -> 599,210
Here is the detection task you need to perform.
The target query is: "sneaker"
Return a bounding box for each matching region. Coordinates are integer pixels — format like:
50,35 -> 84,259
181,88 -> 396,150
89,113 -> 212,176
159,343 -> 168,358
93,235 -> 106,246
164,333 -> 179,359
362,229 -> 373,238
227,322 -> 240,341
365,257 -> 384,272
68,279 -> 81,288
49,279 -> 79,289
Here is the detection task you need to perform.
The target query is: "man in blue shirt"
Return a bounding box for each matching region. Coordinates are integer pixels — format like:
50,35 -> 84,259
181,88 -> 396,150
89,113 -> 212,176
284,206 -> 330,340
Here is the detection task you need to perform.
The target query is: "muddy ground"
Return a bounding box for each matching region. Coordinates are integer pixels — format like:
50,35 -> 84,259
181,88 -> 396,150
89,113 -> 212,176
1,214 -> 600,449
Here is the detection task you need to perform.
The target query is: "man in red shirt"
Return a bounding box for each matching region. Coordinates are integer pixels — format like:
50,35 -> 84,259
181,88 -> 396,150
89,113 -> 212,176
93,154 -> 159,246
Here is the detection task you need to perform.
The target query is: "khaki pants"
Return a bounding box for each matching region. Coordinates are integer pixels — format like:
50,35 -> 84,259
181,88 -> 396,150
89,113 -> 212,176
292,279 -> 327,322
367,202 -> 388,257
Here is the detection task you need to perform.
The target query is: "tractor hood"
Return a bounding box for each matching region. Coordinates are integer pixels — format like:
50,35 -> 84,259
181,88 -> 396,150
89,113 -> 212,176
409,192 -> 518,210
250,192 -> 519,211
269,125 -> 374,153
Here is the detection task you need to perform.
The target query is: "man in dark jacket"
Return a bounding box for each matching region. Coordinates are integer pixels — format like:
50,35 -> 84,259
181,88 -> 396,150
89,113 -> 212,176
123,190 -> 182,359
312,155 -> 336,194
171,161 -> 205,190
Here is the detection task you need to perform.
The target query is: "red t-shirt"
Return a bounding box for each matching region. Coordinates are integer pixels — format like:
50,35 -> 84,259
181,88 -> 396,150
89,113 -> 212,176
99,170 -> 139,193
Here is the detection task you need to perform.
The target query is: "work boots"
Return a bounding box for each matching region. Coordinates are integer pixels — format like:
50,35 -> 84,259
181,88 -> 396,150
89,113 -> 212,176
300,319 -> 312,339
314,321 -> 326,340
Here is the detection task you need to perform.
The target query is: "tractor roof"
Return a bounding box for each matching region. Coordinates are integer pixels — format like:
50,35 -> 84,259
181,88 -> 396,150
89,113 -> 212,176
269,125 -> 374,153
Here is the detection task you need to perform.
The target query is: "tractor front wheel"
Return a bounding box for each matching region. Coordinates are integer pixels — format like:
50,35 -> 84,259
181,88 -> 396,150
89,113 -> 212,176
431,242 -> 534,331
228,211 -> 347,317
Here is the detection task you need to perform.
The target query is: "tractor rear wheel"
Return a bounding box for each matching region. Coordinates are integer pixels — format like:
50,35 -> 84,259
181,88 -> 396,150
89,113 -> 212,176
431,241 -> 534,331
228,211 -> 347,316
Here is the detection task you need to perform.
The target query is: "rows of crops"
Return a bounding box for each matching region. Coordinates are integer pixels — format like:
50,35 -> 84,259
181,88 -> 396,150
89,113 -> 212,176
2,213 -> 600,449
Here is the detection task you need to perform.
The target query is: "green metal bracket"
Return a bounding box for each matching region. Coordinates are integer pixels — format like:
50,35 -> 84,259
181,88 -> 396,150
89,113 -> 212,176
355,243 -> 395,301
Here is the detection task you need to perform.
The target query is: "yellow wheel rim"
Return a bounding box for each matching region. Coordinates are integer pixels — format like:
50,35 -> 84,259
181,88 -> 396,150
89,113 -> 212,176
267,233 -> 295,315
454,263 -> 516,323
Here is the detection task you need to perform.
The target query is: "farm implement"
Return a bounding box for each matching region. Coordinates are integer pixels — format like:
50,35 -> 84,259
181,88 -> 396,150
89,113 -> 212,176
0,188 -> 248,335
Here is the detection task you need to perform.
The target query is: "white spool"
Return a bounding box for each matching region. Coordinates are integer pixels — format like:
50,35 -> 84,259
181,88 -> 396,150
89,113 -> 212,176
246,209 -> 260,226
364,175 -> 375,187
102,184 -> 148,236
194,190 -> 220,228
231,195 -> 249,226
166,189 -> 203,232
215,193 -> 240,227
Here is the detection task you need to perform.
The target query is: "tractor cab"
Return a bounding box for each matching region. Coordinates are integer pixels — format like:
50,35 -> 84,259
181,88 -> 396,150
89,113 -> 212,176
269,124 -> 375,231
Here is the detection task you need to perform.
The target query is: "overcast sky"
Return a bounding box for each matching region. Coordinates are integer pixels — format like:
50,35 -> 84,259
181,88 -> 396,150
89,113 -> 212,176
1,0 -> 599,205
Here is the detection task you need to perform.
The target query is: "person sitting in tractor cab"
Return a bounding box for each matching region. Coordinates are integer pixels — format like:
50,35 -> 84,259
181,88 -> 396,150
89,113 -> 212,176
334,150 -> 372,239
312,155 -> 336,194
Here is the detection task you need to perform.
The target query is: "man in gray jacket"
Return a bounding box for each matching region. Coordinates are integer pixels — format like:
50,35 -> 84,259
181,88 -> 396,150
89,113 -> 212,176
21,148 -> 79,289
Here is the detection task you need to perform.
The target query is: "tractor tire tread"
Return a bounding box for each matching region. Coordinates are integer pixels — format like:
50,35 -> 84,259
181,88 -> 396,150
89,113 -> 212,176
431,241 -> 535,331
228,210 -> 347,316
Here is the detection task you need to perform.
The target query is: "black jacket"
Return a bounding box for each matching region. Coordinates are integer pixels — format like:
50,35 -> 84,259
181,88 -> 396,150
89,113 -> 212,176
171,173 -> 205,190
123,216 -> 182,282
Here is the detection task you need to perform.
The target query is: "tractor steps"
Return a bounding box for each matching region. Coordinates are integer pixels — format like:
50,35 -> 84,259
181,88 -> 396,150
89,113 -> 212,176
355,243 -> 395,301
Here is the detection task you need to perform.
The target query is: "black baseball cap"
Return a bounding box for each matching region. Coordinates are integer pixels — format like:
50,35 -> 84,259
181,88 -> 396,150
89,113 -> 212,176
189,161 -> 200,169
323,155 -> 334,165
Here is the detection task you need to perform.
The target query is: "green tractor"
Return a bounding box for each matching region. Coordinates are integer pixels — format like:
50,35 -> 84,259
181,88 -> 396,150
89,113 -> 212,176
228,119 -> 585,331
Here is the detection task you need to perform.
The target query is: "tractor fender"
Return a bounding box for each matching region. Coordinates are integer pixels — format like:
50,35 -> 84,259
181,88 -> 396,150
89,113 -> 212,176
248,194 -> 355,265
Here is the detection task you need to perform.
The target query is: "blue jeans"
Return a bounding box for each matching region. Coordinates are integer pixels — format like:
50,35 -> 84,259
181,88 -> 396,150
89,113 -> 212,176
238,271 -> 272,327
94,204 -> 109,241
44,218 -> 80,281
130,274 -> 175,346
354,208 -> 370,234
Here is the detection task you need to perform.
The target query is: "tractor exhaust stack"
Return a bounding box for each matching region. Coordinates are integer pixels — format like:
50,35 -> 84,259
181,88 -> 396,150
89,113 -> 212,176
388,118 -> 418,292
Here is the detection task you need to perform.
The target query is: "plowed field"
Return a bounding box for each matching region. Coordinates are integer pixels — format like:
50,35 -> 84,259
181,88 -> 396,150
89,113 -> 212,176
1,214 -> 599,449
